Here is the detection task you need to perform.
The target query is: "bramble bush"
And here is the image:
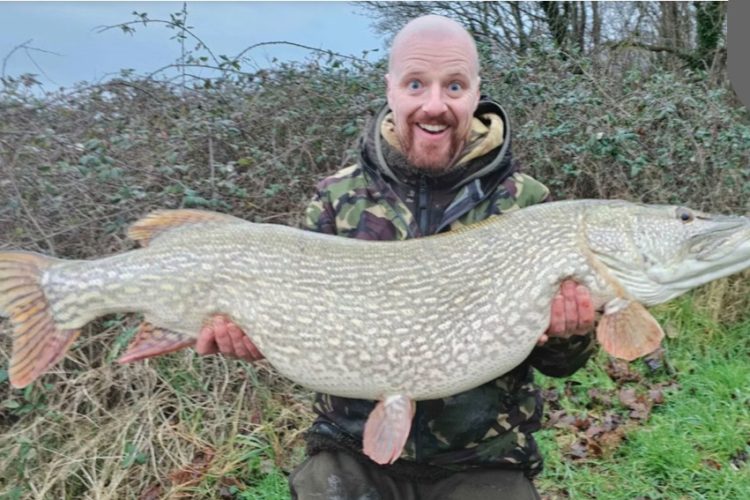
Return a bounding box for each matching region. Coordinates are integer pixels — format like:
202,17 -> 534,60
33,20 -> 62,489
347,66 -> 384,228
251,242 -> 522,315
2,47 -> 747,260
480,51 -> 749,212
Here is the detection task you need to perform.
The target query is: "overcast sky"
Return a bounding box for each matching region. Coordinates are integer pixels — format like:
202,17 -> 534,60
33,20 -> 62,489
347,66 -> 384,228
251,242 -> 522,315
0,1 -> 383,91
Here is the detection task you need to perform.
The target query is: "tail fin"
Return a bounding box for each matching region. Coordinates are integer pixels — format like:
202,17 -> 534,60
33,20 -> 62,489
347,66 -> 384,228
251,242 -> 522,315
0,252 -> 80,388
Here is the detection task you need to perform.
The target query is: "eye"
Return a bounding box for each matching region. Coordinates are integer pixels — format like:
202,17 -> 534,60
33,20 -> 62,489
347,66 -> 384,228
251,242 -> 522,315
408,80 -> 422,91
676,207 -> 694,223
448,82 -> 463,92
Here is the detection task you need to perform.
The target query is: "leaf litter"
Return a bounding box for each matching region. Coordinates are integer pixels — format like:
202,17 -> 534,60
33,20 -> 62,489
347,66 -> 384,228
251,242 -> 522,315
543,356 -> 680,461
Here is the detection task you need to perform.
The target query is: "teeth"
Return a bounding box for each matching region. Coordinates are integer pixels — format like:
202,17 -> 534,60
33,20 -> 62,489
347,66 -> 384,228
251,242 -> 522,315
418,123 -> 448,133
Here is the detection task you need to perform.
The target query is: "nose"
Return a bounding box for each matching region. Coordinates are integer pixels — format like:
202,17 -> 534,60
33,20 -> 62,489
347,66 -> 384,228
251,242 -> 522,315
421,85 -> 448,116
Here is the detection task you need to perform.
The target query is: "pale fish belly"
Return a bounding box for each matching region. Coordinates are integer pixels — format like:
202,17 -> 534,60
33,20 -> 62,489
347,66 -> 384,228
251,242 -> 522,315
242,295 -> 549,401
218,233 -> 577,401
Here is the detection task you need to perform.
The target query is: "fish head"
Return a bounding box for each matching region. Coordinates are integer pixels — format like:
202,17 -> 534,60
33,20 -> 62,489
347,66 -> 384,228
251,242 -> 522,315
585,202 -> 750,305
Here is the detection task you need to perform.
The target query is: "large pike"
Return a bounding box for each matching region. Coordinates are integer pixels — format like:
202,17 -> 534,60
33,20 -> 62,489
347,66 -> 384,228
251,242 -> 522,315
1,200 -> 749,463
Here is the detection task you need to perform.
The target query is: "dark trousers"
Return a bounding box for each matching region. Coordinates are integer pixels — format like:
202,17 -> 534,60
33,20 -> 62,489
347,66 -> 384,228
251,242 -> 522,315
289,451 -> 541,500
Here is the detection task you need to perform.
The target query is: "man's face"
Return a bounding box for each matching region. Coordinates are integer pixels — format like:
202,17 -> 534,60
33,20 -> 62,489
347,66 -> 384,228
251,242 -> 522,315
386,33 -> 480,174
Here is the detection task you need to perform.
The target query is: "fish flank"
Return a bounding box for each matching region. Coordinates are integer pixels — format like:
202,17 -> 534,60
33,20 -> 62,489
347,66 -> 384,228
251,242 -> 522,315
1,201 -> 749,398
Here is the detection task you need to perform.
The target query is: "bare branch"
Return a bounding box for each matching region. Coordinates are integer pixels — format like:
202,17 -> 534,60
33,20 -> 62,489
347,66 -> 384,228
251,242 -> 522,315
1,39 -> 62,80
95,18 -> 221,67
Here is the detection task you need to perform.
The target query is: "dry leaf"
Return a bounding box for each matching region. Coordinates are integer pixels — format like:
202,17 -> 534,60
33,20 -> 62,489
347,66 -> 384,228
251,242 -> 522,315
702,458 -> 722,470
139,483 -> 163,500
648,388 -> 665,405
168,447 -> 216,487
606,360 -> 642,383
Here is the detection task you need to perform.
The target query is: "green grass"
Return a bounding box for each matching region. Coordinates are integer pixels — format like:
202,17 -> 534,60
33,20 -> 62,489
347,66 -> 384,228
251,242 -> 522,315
536,298 -> 750,499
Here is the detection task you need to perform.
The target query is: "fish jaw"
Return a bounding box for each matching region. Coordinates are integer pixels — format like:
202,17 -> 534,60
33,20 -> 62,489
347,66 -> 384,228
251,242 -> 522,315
646,222 -> 750,301
587,205 -> 750,306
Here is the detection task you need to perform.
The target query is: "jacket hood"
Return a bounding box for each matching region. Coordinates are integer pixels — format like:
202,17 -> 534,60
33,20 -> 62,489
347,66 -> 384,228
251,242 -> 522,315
359,96 -> 516,192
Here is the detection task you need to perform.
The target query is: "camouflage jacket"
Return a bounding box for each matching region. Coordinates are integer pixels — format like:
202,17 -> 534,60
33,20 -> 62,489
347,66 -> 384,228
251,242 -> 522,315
301,97 -> 595,479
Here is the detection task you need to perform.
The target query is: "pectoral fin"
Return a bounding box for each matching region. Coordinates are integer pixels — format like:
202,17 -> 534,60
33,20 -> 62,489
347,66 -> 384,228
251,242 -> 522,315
117,322 -> 195,364
597,298 -> 664,361
363,394 -> 414,465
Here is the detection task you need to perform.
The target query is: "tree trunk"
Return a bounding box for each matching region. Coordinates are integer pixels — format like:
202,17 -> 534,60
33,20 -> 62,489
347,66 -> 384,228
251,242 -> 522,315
540,1 -> 570,54
574,2 -> 587,53
694,1 -> 726,71
510,2 -> 529,55
658,1 -> 689,70
591,1 -> 601,49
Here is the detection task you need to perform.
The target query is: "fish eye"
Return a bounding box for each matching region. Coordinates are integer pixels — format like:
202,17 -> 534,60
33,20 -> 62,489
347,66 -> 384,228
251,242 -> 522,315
676,207 -> 694,223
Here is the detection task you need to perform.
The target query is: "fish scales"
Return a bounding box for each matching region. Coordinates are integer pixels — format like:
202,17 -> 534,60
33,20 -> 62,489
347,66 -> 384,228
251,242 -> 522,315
23,203 -> 598,400
2,200 -> 749,403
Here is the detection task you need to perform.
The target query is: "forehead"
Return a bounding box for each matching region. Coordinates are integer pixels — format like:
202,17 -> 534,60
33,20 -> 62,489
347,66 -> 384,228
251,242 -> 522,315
389,31 -> 478,79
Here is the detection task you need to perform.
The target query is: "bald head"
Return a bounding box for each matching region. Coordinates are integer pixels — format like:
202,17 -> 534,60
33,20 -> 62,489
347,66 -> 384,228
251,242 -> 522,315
389,15 -> 479,78
384,15 -> 482,174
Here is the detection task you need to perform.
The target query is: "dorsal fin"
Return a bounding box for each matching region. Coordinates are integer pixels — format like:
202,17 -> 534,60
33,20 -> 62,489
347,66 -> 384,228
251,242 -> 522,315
127,209 -> 240,246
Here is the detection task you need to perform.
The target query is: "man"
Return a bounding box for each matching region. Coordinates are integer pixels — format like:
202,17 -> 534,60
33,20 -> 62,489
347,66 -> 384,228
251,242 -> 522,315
197,15 -> 595,499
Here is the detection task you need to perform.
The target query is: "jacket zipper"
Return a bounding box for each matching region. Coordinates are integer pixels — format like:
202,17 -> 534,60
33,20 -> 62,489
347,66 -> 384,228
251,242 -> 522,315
417,176 -> 430,236
435,179 -> 492,233
414,175 -> 431,462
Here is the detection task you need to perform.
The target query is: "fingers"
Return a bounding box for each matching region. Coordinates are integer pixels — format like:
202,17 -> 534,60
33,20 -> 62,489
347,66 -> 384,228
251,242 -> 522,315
225,319 -> 264,362
544,280 -> 595,341
575,283 -> 595,333
213,315 -> 235,356
548,291 -> 566,335
226,320 -> 253,361
563,280 -> 578,335
195,324 -> 219,355
198,314 -> 263,362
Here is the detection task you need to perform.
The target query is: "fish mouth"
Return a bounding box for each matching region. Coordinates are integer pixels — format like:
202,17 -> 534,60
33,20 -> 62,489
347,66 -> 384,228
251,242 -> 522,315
648,217 -> 750,290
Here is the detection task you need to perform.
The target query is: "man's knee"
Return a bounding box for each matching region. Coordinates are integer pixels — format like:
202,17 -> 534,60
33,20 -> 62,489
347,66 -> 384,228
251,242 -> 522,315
426,469 -> 540,500
289,451 -> 384,500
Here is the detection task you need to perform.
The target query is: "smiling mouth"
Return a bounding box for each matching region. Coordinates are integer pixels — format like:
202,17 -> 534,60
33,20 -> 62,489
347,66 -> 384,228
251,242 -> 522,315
417,123 -> 448,134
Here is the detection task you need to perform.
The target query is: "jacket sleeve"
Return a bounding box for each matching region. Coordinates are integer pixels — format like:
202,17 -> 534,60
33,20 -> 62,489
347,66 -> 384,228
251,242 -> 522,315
303,186 -> 338,235
527,332 -> 597,377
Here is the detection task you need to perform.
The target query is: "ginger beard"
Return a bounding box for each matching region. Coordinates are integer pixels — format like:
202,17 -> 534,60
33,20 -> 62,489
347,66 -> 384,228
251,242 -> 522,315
394,113 -> 466,174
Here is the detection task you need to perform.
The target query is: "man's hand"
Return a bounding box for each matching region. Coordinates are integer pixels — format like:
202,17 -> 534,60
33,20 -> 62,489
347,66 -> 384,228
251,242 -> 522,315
538,280 -> 594,345
196,315 -> 264,362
